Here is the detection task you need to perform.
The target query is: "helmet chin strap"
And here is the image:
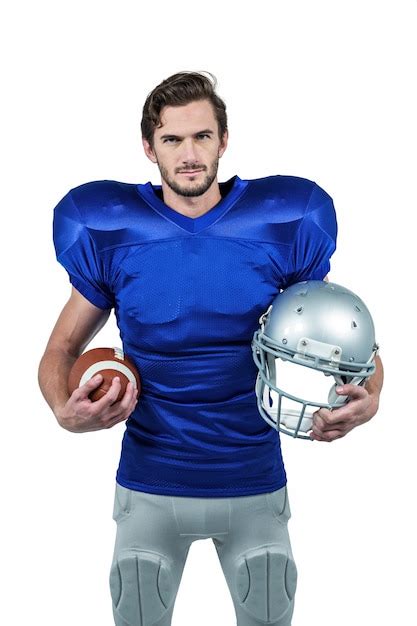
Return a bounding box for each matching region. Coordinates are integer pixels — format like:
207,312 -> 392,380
266,352 -> 276,409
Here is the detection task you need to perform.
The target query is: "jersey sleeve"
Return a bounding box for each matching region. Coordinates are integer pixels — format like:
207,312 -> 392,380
283,183 -> 337,287
53,190 -> 114,309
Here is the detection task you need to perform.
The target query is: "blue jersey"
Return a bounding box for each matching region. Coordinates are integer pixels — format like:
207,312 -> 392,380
53,175 -> 337,497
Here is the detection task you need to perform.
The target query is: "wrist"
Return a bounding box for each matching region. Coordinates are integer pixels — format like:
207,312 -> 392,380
53,401 -> 68,425
367,391 -> 380,419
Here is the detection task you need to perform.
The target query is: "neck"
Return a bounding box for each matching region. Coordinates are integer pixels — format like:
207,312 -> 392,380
160,179 -> 222,218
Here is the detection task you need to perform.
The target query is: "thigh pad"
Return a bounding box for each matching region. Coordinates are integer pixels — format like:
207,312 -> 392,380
110,549 -> 175,626
233,545 -> 297,624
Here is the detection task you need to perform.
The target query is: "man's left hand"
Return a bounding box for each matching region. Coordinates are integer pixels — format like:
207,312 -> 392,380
310,384 -> 379,442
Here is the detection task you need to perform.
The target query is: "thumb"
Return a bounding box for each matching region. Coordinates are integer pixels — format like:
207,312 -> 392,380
336,383 -> 366,399
328,383 -> 347,405
75,374 -> 103,399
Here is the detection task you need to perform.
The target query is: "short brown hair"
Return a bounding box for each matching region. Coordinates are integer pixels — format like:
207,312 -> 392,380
141,71 -> 227,146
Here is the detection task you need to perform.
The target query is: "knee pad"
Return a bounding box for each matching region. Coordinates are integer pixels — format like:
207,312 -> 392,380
110,549 -> 175,626
234,545 -> 297,624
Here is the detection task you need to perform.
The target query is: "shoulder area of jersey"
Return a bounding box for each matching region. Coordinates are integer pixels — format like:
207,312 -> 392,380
245,174 -> 330,195
241,175 -> 333,211
53,179 -> 142,219
69,179 -> 138,203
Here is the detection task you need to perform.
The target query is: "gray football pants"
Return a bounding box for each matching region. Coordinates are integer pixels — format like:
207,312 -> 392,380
110,483 -> 297,626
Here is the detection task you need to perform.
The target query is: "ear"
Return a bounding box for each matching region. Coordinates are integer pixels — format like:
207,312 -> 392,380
142,137 -> 158,164
218,130 -> 229,158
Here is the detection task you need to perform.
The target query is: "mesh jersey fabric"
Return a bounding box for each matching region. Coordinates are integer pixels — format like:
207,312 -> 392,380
53,174 -> 337,497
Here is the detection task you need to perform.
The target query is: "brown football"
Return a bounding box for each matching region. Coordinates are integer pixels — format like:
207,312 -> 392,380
68,347 -> 141,402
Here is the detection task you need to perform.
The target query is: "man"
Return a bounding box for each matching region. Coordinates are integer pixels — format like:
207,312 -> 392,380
39,71 -> 383,626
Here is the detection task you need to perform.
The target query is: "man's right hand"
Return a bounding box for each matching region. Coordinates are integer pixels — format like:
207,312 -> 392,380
56,374 -> 139,433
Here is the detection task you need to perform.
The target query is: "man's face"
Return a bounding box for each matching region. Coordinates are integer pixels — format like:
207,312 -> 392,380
142,99 -> 228,198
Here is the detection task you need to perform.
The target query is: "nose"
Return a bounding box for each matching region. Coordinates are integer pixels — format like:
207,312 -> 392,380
180,138 -> 199,164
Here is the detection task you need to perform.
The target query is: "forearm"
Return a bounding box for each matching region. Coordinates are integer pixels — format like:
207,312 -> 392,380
364,354 -> 384,412
38,347 -> 76,418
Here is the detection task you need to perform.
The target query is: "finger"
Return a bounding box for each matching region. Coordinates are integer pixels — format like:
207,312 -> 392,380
311,425 -> 345,442
127,384 -> 140,411
318,405 -> 348,421
314,408 -> 333,425
119,382 -> 136,411
310,431 -> 327,442
313,412 -> 352,432
73,374 -> 103,401
336,384 -> 367,400
106,397 -> 137,423
129,391 -> 139,415
316,403 -> 361,427
105,413 -> 130,429
123,392 -> 138,418
92,376 -> 122,411
103,386 -> 136,424
107,392 -> 138,422
313,409 -> 346,430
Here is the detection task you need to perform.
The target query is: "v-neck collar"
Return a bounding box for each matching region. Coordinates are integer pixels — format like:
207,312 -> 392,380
136,175 -> 248,233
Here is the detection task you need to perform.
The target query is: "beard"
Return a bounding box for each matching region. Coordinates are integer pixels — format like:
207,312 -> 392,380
157,158 -> 219,198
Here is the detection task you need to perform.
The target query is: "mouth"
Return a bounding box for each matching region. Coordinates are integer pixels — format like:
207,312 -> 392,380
178,169 -> 205,176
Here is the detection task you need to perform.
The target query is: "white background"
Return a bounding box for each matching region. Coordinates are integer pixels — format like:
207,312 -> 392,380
1,1 -> 416,625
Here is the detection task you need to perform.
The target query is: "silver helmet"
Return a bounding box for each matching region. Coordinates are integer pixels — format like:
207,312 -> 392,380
252,281 -> 378,439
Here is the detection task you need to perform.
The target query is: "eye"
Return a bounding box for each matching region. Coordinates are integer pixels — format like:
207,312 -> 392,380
197,133 -> 210,140
162,137 -> 179,144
